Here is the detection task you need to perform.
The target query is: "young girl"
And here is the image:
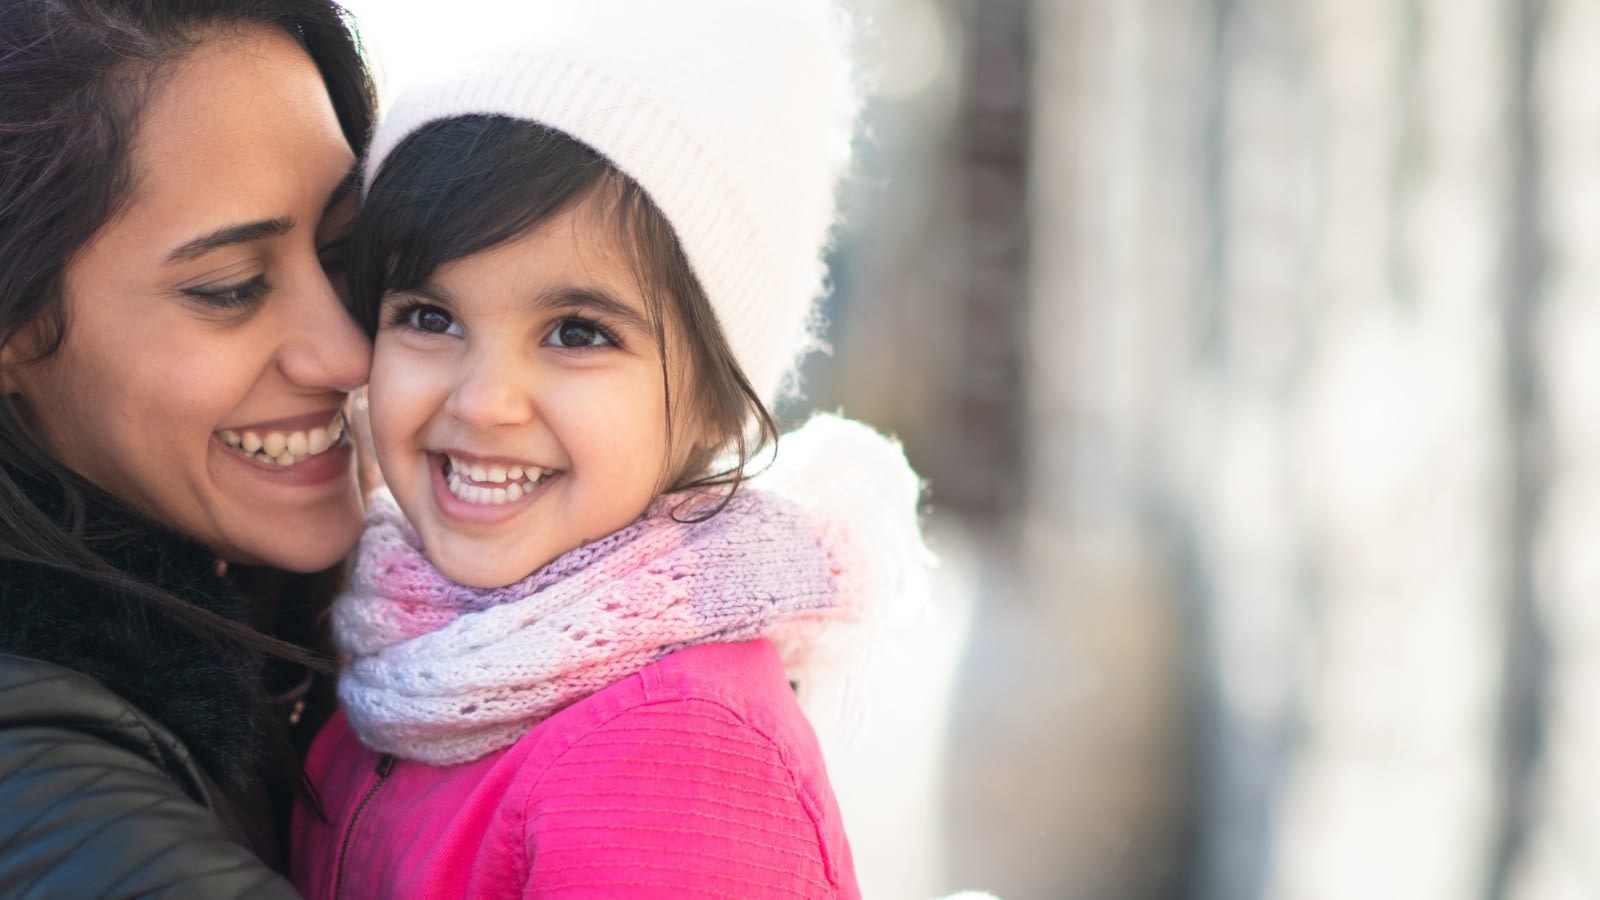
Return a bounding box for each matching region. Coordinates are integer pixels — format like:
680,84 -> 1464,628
291,1 -> 927,897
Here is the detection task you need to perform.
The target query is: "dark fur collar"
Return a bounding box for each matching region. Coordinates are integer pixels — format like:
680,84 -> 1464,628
0,482 -> 265,791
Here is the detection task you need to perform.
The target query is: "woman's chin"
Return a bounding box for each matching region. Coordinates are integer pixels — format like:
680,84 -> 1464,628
219,500 -> 366,574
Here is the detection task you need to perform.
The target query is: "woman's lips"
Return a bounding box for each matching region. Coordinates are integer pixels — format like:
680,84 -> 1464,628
217,411 -> 347,467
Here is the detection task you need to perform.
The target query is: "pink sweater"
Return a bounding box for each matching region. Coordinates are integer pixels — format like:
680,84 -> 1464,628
292,640 -> 859,898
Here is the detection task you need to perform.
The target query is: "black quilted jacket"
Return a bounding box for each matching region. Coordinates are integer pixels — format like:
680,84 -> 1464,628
0,477 -> 305,898
0,654 -> 300,898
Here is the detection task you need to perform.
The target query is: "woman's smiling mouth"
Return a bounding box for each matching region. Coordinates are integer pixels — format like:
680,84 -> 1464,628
218,412 -> 347,466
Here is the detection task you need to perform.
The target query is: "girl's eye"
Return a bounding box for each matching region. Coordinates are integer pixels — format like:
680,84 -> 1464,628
546,317 -> 615,349
183,276 -> 268,310
406,304 -> 461,336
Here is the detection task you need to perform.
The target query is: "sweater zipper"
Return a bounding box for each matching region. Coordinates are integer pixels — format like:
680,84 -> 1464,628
332,753 -> 394,900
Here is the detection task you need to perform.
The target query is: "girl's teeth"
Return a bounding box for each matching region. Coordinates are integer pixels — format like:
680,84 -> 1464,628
444,459 -> 544,505
286,431 -> 308,456
242,432 -> 263,454
262,432 -> 287,458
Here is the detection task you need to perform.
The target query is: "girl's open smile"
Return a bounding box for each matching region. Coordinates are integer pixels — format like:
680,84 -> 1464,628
368,190 -> 708,588
439,451 -> 554,504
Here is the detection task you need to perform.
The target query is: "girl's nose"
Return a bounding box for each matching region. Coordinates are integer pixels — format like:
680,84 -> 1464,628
444,345 -> 535,429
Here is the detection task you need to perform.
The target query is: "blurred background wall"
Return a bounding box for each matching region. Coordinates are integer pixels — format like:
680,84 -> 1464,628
342,1 -> 1600,898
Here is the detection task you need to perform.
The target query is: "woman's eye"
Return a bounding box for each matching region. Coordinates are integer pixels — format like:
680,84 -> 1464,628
318,237 -> 350,275
318,242 -> 352,304
184,277 -> 268,310
406,304 -> 461,336
547,318 -> 614,349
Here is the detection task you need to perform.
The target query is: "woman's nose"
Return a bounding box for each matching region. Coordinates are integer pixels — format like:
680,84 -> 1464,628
277,270 -> 373,391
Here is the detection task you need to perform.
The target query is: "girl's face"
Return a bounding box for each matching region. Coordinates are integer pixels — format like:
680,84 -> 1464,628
1,26 -> 370,571
368,191 -> 704,588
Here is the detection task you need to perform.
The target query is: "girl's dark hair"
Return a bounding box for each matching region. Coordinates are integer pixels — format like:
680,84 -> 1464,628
0,0 -> 374,660
352,115 -> 778,507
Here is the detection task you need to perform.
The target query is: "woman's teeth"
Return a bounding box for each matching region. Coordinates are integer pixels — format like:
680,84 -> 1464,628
445,455 -> 550,505
219,417 -> 345,466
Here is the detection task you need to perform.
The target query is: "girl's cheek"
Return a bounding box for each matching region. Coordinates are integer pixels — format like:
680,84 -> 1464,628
367,343 -> 441,434
371,339 -> 434,391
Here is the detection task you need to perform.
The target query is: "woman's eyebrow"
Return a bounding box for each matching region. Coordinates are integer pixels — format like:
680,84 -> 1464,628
165,217 -> 294,264
165,167 -> 358,265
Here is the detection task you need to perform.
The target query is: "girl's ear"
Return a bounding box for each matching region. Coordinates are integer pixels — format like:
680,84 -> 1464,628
665,389 -> 728,490
682,402 -> 719,455
669,412 -> 714,483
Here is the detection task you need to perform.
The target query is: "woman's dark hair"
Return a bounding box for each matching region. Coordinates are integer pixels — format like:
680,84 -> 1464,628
352,115 -> 778,509
0,0 -> 375,659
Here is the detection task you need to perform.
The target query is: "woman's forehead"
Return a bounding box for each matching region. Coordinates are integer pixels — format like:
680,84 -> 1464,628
107,24 -> 353,263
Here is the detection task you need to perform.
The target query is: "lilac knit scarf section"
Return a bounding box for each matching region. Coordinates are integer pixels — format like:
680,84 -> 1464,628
333,487 -> 862,766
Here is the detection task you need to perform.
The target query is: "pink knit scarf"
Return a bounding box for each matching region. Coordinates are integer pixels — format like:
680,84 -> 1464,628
333,486 -> 863,766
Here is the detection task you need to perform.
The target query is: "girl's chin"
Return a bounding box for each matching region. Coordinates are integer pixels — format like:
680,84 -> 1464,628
422,533 -> 560,590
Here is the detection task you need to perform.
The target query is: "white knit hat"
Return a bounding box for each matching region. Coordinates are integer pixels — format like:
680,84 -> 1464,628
364,0 -> 862,406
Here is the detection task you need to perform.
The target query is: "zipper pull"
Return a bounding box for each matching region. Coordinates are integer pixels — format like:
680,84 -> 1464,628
376,753 -> 395,777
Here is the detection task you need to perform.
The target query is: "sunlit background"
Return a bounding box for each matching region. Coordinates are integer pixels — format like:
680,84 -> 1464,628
338,1 -> 1600,898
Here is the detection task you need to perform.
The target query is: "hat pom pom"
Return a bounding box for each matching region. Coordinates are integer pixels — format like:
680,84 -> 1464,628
752,413 -> 935,737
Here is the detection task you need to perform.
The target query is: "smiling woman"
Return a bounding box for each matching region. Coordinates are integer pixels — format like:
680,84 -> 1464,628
0,1 -> 374,896
5,24 -> 369,570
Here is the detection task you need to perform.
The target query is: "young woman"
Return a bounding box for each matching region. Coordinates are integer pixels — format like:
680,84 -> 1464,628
0,1 -> 375,895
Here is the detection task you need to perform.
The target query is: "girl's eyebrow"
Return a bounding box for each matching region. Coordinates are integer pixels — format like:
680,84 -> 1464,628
392,282 -> 453,307
531,287 -> 650,332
